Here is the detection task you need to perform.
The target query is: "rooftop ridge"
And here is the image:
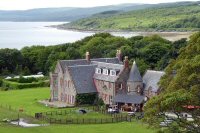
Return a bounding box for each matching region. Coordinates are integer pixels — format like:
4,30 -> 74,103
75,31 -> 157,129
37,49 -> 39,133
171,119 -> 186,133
146,70 -> 165,73
68,64 -> 97,68
60,57 -> 118,62
91,61 -> 123,66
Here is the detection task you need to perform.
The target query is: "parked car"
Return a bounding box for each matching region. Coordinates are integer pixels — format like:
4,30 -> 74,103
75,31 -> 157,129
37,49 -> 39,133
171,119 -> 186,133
107,107 -> 119,113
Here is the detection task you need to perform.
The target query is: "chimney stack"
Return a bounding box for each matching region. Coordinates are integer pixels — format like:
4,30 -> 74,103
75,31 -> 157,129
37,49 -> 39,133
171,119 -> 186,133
116,49 -> 122,61
124,56 -> 129,68
86,52 -> 90,62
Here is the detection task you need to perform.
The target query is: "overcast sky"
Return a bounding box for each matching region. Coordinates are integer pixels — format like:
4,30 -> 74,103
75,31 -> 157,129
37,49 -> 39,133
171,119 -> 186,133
0,0 -> 198,10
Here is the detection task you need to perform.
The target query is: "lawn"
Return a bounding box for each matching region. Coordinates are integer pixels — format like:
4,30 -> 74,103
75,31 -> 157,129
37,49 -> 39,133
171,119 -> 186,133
0,87 -> 53,115
0,88 -> 156,133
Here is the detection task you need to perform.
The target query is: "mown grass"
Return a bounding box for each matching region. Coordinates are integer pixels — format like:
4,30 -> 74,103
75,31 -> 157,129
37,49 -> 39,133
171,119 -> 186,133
0,87 -> 52,115
0,122 -> 155,133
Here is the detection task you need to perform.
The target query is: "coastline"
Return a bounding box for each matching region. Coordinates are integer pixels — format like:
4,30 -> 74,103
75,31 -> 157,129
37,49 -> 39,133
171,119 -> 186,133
48,24 -> 195,41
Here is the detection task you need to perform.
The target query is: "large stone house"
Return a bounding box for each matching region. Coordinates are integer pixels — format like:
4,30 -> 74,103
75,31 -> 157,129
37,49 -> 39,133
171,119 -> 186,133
50,50 -> 164,107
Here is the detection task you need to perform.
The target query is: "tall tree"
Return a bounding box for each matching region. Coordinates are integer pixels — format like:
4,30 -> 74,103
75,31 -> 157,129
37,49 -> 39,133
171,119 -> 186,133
144,32 -> 200,132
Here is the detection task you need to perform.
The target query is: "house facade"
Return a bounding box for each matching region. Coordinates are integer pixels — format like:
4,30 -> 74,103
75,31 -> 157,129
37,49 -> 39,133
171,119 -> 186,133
50,50 -> 164,107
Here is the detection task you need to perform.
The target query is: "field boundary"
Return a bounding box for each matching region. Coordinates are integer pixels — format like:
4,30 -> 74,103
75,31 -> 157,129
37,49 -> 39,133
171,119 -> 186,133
35,107 -> 131,124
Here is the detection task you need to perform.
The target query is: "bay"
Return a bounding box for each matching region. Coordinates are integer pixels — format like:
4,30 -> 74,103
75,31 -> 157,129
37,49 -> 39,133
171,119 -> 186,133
0,22 -> 192,49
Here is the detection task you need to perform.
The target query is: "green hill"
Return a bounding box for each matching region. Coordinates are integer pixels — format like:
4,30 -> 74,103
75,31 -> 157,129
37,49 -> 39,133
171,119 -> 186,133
62,1 -> 200,31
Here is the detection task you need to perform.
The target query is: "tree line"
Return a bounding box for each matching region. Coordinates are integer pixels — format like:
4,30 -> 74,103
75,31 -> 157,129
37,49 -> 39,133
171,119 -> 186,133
0,33 -> 187,76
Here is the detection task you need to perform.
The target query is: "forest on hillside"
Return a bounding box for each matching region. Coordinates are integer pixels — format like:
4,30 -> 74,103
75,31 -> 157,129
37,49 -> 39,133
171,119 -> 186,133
62,2 -> 200,31
0,33 -> 187,76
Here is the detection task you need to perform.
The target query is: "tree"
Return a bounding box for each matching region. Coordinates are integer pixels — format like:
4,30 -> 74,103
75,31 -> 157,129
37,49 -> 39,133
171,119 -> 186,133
143,32 -> 200,132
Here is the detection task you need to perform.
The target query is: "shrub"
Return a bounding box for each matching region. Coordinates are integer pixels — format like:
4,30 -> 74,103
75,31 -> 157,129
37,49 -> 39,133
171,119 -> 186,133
76,93 -> 97,105
1,80 -> 49,90
18,76 -> 38,83
0,78 -> 2,86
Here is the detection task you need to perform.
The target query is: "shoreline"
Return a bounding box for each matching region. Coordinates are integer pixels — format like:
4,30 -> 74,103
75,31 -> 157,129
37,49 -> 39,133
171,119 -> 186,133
49,25 -> 196,34
48,25 -> 195,41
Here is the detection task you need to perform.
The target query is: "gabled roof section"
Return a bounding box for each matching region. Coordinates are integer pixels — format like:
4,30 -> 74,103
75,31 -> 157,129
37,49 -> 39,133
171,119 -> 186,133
143,70 -> 165,92
91,57 -> 121,64
59,57 -> 121,72
92,61 -> 124,82
68,65 -> 97,94
59,59 -> 89,72
128,61 -> 142,82
113,93 -> 145,104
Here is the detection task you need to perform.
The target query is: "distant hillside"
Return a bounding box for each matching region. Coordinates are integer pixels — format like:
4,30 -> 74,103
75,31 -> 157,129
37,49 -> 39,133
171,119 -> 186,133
0,3 -> 158,21
61,1 -> 200,31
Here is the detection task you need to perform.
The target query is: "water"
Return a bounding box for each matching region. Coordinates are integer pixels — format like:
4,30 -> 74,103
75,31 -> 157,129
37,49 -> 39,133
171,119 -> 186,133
0,22 -> 139,49
0,22 -> 92,49
0,22 -> 191,49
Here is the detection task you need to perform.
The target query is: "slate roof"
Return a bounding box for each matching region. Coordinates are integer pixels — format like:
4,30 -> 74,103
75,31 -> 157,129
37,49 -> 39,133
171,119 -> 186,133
128,61 -> 142,82
113,93 -> 145,104
59,57 -> 121,72
143,70 -> 165,92
67,65 -> 97,94
92,61 -> 124,82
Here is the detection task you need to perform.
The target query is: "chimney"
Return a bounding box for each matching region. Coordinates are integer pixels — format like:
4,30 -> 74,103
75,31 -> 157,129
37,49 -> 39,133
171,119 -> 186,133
116,49 -> 122,61
124,56 -> 129,68
86,51 -> 90,62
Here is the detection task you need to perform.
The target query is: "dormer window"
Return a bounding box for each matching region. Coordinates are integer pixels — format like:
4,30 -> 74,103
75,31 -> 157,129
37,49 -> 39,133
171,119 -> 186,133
110,70 -> 116,76
103,69 -> 109,75
95,68 -> 102,74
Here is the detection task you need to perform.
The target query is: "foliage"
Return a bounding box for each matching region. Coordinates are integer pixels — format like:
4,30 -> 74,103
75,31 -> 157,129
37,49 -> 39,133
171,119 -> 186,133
1,80 -> 49,90
64,2 -> 200,31
0,33 -> 187,76
94,97 -> 105,107
143,32 -> 200,132
76,93 -> 97,105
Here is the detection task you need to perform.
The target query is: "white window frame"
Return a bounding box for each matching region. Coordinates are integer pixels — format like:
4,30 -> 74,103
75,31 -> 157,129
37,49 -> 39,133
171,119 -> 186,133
95,68 -> 102,74
110,70 -> 116,76
103,69 -> 109,75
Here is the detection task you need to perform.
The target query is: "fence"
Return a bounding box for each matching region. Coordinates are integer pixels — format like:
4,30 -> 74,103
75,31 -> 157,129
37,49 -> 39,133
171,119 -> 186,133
41,115 -> 130,124
35,106 -> 131,124
0,104 -> 34,117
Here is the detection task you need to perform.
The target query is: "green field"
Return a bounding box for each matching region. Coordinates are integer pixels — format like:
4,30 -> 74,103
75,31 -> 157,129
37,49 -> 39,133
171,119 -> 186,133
0,87 -> 52,115
0,88 -> 156,133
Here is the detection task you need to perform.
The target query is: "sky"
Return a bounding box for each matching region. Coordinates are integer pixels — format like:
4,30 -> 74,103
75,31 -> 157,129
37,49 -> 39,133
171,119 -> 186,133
0,0 -> 198,10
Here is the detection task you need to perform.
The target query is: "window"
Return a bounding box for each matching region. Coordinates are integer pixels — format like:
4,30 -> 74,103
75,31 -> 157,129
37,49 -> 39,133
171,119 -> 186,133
109,95 -> 113,103
119,83 -> 123,90
95,68 -> 102,74
110,70 -> 116,76
103,69 -> 109,75
127,86 -> 130,92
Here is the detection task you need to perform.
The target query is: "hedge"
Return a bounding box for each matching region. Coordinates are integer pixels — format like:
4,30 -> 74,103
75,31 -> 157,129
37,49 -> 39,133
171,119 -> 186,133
1,80 -> 49,90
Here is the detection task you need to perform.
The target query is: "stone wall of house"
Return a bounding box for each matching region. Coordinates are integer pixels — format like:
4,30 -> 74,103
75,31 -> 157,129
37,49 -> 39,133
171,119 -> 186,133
55,62 -> 64,102
115,68 -> 130,94
94,79 -> 115,105
50,72 -> 58,101
144,87 -> 158,98
127,81 -> 143,95
63,67 -> 77,105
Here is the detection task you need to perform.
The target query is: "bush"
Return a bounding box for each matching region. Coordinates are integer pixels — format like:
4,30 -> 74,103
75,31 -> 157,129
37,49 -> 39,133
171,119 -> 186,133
0,78 -> 2,86
18,76 -> 38,83
76,93 -> 97,105
1,80 -> 49,90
